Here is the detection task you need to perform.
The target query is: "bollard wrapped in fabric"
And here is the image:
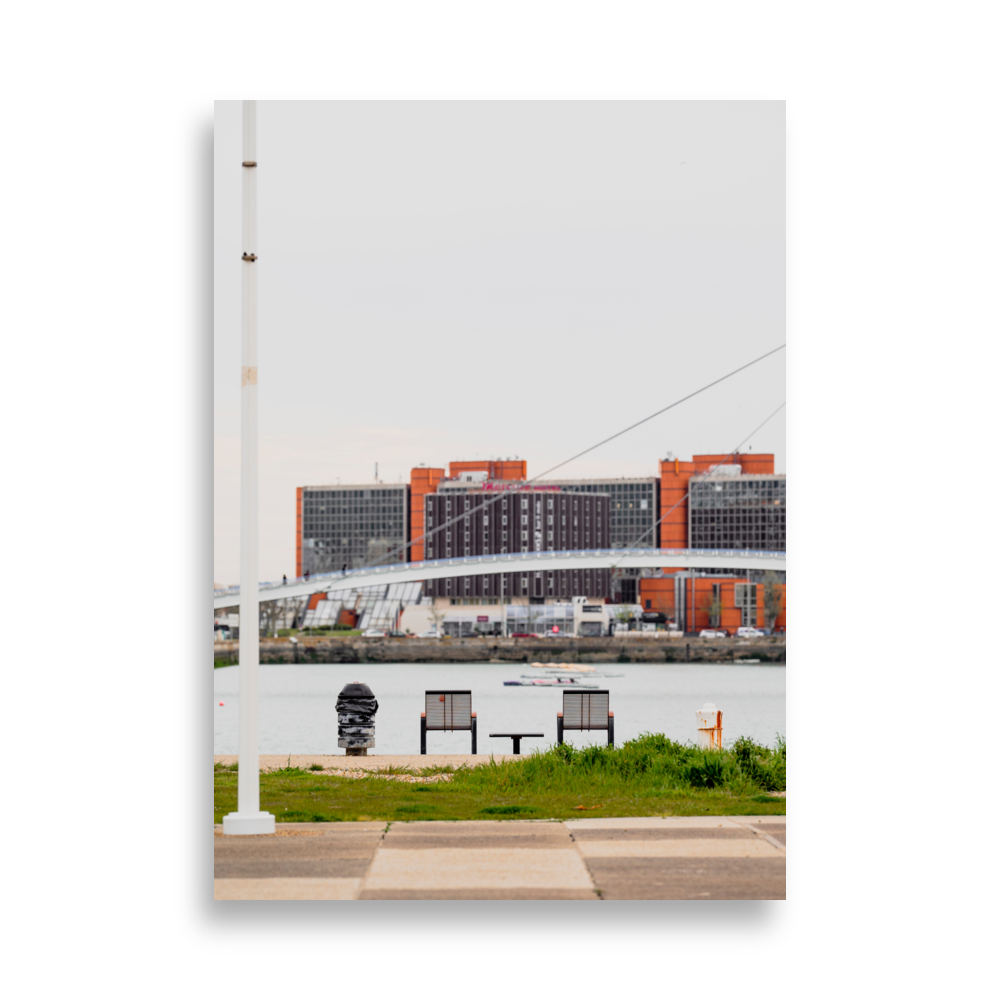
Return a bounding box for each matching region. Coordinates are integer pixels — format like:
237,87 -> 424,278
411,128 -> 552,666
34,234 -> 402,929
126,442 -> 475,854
337,681 -> 378,752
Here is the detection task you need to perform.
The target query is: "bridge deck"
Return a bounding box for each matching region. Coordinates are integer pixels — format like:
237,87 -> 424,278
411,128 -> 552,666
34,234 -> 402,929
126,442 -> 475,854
214,548 -> 785,610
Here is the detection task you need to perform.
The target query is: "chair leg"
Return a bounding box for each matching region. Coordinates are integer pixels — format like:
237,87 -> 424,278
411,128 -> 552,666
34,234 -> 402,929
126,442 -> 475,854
471,717 -> 477,755
420,715 -> 427,755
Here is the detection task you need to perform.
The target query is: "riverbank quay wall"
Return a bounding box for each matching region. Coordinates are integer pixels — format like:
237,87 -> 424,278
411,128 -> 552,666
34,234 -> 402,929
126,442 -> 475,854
214,636 -> 786,665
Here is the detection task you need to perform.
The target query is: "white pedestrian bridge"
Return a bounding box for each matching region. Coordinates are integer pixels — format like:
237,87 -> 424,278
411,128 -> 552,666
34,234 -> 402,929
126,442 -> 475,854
213,548 -> 786,611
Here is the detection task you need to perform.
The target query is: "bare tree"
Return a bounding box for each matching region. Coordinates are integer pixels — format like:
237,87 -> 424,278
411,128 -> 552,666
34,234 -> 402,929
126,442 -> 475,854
699,592 -> 723,628
259,597 -> 308,636
429,603 -> 447,635
763,571 -> 784,630
613,605 -> 635,633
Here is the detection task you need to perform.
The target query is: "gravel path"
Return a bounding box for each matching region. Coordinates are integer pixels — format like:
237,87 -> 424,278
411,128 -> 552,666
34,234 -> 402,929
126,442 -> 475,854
214,753 -> 518,782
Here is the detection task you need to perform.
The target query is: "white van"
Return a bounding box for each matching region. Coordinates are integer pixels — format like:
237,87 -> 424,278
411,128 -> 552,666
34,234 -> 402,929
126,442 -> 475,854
735,626 -> 764,638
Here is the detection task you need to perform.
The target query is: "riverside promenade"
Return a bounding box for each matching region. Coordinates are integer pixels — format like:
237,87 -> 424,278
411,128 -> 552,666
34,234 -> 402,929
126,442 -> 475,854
214,815 -> 785,900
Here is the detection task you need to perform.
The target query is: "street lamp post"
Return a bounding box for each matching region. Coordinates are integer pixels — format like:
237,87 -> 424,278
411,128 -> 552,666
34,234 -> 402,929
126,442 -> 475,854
223,100 -> 275,836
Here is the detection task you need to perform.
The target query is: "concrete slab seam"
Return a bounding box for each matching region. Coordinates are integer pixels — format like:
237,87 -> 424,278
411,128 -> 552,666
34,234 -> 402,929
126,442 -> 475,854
725,817 -> 786,854
354,822 -> 390,900
563,821 -> 604,900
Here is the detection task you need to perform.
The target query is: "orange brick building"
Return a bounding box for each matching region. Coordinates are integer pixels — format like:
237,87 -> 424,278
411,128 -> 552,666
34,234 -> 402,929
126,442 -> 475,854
408,466 -> 445,563
645,452 -> 783,631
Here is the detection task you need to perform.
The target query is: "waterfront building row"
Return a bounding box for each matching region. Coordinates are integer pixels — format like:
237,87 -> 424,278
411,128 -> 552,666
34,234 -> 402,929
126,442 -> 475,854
296,453 -> 785,630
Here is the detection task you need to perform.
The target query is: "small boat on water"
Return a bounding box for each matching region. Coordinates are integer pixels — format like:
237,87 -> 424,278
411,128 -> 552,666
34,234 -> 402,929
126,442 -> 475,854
504,676 -> 599,688
734,658 -> 761,664
532,672 -> 623,679
529,662 -> 596,672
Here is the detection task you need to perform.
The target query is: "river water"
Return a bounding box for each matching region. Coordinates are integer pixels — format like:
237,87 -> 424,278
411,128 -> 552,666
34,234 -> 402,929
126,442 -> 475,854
214,662 -> 785,756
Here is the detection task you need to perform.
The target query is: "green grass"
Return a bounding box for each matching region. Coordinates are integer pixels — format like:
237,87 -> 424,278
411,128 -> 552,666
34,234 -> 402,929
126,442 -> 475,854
213,734 -> 786,823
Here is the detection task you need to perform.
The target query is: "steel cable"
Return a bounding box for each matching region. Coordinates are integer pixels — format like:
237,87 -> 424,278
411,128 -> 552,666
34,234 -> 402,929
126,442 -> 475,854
368,343 -> 786,568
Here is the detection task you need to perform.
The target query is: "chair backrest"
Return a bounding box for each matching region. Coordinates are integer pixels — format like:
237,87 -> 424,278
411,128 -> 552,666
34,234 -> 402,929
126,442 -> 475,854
562,690 -> 610,730
425,690 -> 473,731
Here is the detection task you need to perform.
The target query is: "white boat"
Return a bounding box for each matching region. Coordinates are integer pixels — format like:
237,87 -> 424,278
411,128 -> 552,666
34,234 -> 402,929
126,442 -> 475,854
505,677 -> 599,688
529,662 -> 597,673
537,672 -> 623,679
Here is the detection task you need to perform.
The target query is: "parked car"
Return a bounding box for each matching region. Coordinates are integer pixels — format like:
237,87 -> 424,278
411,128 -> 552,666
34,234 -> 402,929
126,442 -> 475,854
417,630 -> 441,638
511,632 -> 540,638
699,628 -> 726,638
386,630 -> 407,638
361,628 -> 386,638
735,626 -> 765,638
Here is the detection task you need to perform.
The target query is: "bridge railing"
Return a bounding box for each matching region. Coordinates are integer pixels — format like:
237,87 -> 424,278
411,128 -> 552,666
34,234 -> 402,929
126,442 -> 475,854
213,547 -> 786,598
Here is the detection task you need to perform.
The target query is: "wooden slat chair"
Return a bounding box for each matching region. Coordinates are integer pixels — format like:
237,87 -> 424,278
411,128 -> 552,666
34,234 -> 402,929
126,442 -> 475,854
421,690 -> 477,754
557,690 -> 614,747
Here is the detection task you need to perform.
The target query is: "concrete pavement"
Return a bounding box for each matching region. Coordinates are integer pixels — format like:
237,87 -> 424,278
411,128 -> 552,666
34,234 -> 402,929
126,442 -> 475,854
214,816 -> 785,900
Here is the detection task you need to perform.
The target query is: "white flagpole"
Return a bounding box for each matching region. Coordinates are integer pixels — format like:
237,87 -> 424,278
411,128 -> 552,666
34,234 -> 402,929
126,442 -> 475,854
223,100 -> 274,836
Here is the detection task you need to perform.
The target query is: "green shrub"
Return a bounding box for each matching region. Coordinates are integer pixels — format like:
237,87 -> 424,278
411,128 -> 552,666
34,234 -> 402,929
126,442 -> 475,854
731,735 -> 785,792
453,732 -> 785,797
685,753 -> 728,788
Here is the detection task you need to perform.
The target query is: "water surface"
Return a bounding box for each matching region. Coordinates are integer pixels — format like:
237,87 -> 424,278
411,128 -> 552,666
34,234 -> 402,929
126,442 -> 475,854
214,661 -> 785,756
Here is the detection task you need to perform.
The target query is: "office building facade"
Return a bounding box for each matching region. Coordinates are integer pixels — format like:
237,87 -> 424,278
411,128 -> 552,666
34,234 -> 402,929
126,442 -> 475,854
422,486 -> 611,601
688,473 -> 786,551
296,483 -> 408,577
535,477 -> 659,549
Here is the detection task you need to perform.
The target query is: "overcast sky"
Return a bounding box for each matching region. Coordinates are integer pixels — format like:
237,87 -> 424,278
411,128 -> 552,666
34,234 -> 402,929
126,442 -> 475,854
214,101 -> 785,585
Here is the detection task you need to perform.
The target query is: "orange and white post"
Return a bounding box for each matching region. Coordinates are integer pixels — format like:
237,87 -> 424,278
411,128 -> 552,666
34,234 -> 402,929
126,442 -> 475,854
696,703 -> 723,749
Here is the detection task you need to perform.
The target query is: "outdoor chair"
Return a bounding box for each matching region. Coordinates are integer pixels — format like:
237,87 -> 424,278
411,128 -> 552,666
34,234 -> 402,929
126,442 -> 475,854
557,690 -> 613,747
421,690 -> 477,754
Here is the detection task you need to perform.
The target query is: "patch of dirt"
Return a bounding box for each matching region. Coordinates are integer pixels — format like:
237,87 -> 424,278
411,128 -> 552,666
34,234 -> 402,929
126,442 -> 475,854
214,829 -> 326,837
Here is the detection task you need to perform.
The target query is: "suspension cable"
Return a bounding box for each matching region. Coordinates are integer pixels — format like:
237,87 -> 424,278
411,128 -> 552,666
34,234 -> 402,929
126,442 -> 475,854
368,344 -> 786,568
614,400 -> 787,560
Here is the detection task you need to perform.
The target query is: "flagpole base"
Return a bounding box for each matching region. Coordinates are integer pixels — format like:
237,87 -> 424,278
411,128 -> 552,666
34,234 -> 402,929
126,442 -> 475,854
222,811 -> 275,836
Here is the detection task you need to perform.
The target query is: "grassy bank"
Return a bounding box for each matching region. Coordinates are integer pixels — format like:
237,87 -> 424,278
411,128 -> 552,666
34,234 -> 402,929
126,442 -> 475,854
213,733 -> 786,823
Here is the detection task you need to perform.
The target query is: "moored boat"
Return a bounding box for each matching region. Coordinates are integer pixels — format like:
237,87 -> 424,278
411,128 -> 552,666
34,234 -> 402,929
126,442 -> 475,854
504,677 -> 599,688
